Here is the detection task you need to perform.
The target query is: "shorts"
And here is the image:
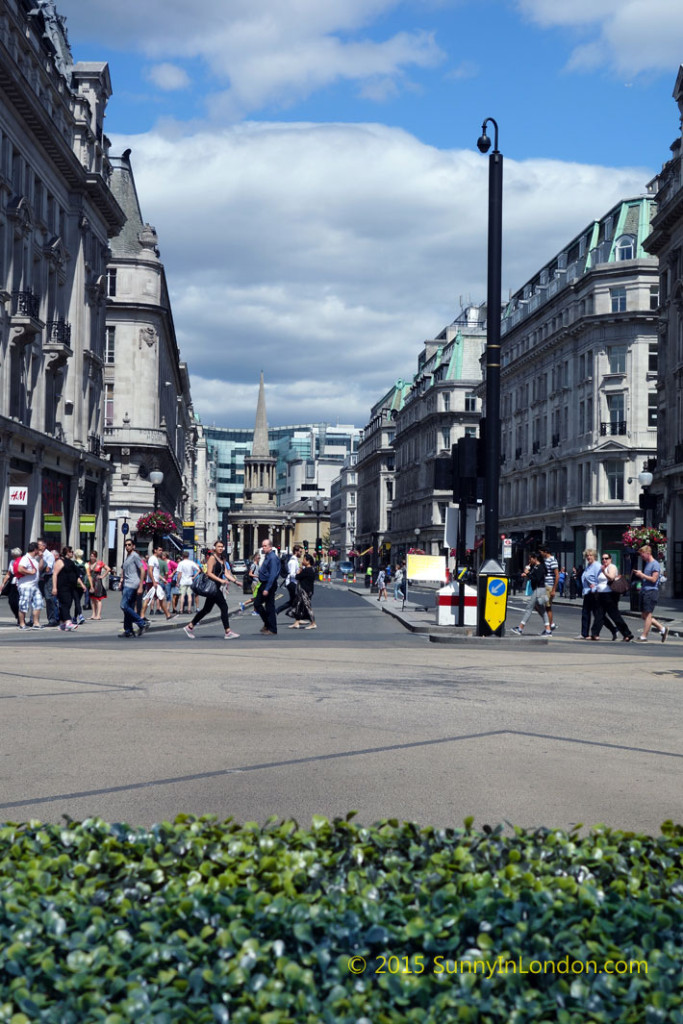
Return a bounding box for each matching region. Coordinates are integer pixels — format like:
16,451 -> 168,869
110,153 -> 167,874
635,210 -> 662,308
640,589 -> 659,615
545,586 -> 555,604
18,585 -> 44,613
179,583 -> 193,600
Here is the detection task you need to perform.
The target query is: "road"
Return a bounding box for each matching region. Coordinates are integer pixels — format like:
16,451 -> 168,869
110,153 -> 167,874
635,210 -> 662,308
0,585 -> 681,834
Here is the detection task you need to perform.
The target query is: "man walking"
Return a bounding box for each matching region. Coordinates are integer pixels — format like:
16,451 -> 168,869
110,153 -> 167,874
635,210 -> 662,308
277,544 -> 302,616
16,542 -> 44,630
633,544 -> 668,642
538,544 -> 559,632
254,538 -> 280,635
141,545 -> 175,621
120,540 -> 149,637
37,537 -> 59,627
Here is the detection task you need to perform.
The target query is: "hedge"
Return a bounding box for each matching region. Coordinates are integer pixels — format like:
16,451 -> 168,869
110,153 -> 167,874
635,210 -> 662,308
1,814 -> 683,1023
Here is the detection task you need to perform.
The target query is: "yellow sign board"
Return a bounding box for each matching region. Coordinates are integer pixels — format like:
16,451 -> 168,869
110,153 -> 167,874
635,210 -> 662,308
483,576 -> 508,633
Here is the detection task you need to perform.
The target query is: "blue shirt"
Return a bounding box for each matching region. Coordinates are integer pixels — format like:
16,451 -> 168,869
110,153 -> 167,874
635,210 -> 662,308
641,558 -> 660,591
581,561 -> 601,595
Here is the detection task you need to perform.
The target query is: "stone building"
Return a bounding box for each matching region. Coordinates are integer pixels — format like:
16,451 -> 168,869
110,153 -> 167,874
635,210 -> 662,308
389,305 -> 486,559
329,453 -> 358,558
103,153 -> 199,565
494,195 -> 658,571
642,65 -> 683,595
0,0 -> 124,556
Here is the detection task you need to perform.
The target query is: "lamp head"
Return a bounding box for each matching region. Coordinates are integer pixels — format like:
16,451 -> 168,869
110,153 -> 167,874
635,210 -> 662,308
638,470 -> 654,488
477,132 -> 491,154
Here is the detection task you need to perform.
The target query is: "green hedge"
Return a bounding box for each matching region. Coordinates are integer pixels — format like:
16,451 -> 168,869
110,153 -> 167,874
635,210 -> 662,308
1,815 -> 683,1023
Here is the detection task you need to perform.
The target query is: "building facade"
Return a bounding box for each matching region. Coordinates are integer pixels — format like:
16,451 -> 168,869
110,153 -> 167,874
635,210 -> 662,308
103,154 -> 199,565
642,65 -> 683,595
495,196 -> 658,571
329,453 -> 358,558
0,0 -> 124,557
389,306 -> 486,559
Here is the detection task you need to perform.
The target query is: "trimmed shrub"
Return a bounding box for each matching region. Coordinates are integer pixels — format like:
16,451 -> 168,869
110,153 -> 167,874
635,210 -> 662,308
1,815 -> 683,1022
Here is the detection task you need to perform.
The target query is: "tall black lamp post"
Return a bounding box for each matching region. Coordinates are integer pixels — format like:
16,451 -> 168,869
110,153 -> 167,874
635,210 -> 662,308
476,118 -> 507,635
307,497 -> 329,563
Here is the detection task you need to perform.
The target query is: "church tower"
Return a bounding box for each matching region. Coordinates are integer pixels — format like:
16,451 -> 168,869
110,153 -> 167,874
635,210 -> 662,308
242,372 -> 277,509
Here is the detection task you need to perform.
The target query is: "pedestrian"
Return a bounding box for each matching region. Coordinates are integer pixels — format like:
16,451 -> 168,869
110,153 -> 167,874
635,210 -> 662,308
74,548 -> 90,613
558,566 -> 566,597
287,553 -> 317,629
511,553 -> 551,636
37,537 -> 59,627
278,544 -> 302,616
16,541 -> 43,630
164,551 -> 178,608
1,547 -> 22,624
52,546 -> 83,631
578,549 -> 600,639
589,553 -> 633,642
569,566 -> 579,600
537,544 -> 559,632
253,538 -> 280,635
141,546 -> 175,622
365,564 -> 372,589
175,551 -> 201,614
86,550 -> 110,620
633,544 -> 668,642
183,540 -> 239,640
119,539 -> 150,637
393,564 -> 404,600
376,566 -> 388,601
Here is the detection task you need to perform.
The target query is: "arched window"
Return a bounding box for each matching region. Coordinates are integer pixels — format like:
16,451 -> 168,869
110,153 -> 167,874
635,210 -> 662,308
615,235 -> 635,261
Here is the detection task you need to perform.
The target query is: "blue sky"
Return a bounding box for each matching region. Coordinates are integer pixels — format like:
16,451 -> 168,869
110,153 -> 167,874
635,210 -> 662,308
59,0 -> 683,426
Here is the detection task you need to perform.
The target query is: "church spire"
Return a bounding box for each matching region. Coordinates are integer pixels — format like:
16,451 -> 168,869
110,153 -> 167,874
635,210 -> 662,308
251,371 -> 271,458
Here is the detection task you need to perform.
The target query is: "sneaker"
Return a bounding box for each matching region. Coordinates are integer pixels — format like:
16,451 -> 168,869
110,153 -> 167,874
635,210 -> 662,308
59,624 -> 67,631
239,602 -> 246,612
31,624 -> 42,630
636,636 -> 648,643
183,625 -> 196,639
223,631 -> 240,639
119,631 -> 135,638
138,619 -> 151,635
18,624 -> 27,630
251,611 -> 259,616
259,626 -> 270,634
76,615 -> 85,625
541,629 -> 552,637
550,623 -> 557,631
661,627 -> 669,643
511,626 -> 524,635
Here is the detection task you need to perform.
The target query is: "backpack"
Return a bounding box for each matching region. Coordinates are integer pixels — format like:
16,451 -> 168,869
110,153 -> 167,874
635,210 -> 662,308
12,556 -> 22,577
279,553 -> 290,580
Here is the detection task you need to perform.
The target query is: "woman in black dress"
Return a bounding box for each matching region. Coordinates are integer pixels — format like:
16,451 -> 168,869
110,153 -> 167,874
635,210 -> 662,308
287,553 -> 317,630
52,546 -> 84,631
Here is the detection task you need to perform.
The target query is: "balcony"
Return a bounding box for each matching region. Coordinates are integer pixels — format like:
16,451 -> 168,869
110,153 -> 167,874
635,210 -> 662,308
10,289 -> 43,344
44,318 -> 73,367
600,420 -> 627,436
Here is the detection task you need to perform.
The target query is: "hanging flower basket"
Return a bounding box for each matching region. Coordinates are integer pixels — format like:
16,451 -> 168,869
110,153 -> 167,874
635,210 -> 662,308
347,550 -> 359,558
408,547 -> 426,555
622,526 -> 667,550
136,510 -> 177,535
328,548 -> 339,559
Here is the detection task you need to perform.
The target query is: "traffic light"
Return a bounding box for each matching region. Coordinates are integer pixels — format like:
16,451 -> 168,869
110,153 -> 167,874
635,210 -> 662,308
303,540 -> 309,551
316,539 -> 323,552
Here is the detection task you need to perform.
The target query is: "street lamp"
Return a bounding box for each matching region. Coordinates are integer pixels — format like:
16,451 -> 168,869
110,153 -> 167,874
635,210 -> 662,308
476,117 -> 503,563
638,469 -> 655,528
414,527 -> 421,550
149,469 -> 164,509
307,497 -> 329,562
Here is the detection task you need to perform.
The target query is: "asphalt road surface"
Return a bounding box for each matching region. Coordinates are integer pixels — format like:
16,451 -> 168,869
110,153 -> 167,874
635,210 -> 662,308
1,586 -> 681,834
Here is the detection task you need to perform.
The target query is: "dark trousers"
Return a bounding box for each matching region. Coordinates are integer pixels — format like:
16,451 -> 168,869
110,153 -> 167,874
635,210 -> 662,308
39,577 -> 59,624
191,589 -> 230,631
581,592 -> 597,637
254,585 -> 277,633
277,581 -> 297,614
7,583 -> 19,622
56,585 -> 79,623
593,591 -> 633,639
121,587 -> 146,633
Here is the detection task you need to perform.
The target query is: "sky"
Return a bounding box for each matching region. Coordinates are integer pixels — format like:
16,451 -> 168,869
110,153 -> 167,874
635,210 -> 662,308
57,0 -> 683,428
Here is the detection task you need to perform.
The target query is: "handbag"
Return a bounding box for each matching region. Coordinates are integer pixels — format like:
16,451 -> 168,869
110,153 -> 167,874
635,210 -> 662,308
609,575 -> 630,595
191,572 -> 218,597
93,577 -> 105,599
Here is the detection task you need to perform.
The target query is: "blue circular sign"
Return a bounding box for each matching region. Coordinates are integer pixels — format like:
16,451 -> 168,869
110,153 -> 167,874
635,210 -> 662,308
488,578 -> 506,597
121,523 -> 129,535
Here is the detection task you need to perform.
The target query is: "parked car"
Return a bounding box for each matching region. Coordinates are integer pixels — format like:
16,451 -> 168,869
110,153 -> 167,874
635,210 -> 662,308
338,561 -> 355,574
230,559 -> 248,574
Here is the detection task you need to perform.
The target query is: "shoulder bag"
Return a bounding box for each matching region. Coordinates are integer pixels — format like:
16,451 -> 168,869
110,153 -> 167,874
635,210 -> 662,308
191,571 -> 219,597
609,574 -> 630,595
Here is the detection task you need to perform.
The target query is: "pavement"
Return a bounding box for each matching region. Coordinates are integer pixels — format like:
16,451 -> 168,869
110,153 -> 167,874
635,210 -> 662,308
345,581 -> 683,643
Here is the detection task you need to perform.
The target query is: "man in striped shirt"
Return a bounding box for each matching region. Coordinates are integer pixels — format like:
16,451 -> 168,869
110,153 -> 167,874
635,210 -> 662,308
538,544 -> 559,632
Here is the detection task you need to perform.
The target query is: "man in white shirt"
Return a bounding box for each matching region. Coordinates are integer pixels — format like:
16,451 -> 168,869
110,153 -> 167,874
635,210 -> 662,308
17,542 -> 44,630
175,552 -> 201,614
277,545 -> 302,617
142,545 -> 175,620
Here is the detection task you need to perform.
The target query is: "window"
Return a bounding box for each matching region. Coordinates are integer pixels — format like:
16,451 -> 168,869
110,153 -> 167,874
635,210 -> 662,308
105,326 -> 115,364
605,460 -> 624,500
648,342 -> 658,373
443,393 -> 450,412
610,287 -> 626,313
615,235 -> 635,260
107,268 -> 117,297
607,345 -> 626,373
465,426 -> 477,438
104,383 -> 114,427
465,392 -> 477,412
442,427 -> 451,450
650,285 -> 660,311
648,393 -> 657,427
607,393 -> 624,427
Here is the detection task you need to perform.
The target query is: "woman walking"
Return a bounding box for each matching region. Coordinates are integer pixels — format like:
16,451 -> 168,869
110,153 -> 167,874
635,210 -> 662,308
287,553 -> 317,629
86,550 -> 110,620
376,566 -> 388,601
52,546 -> 84,631
589,553 -> 633,641
511,554 -> 551,636
578,549 -> 601,639
183,540 -> 239,640
1,547 -> 22,624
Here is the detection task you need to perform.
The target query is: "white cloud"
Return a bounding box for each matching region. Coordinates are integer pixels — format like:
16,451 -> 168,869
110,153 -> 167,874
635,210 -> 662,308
145,63 -> 191,91
58,0 -> 444,115
109,121 -> 651,426
517,0 -> 683,75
